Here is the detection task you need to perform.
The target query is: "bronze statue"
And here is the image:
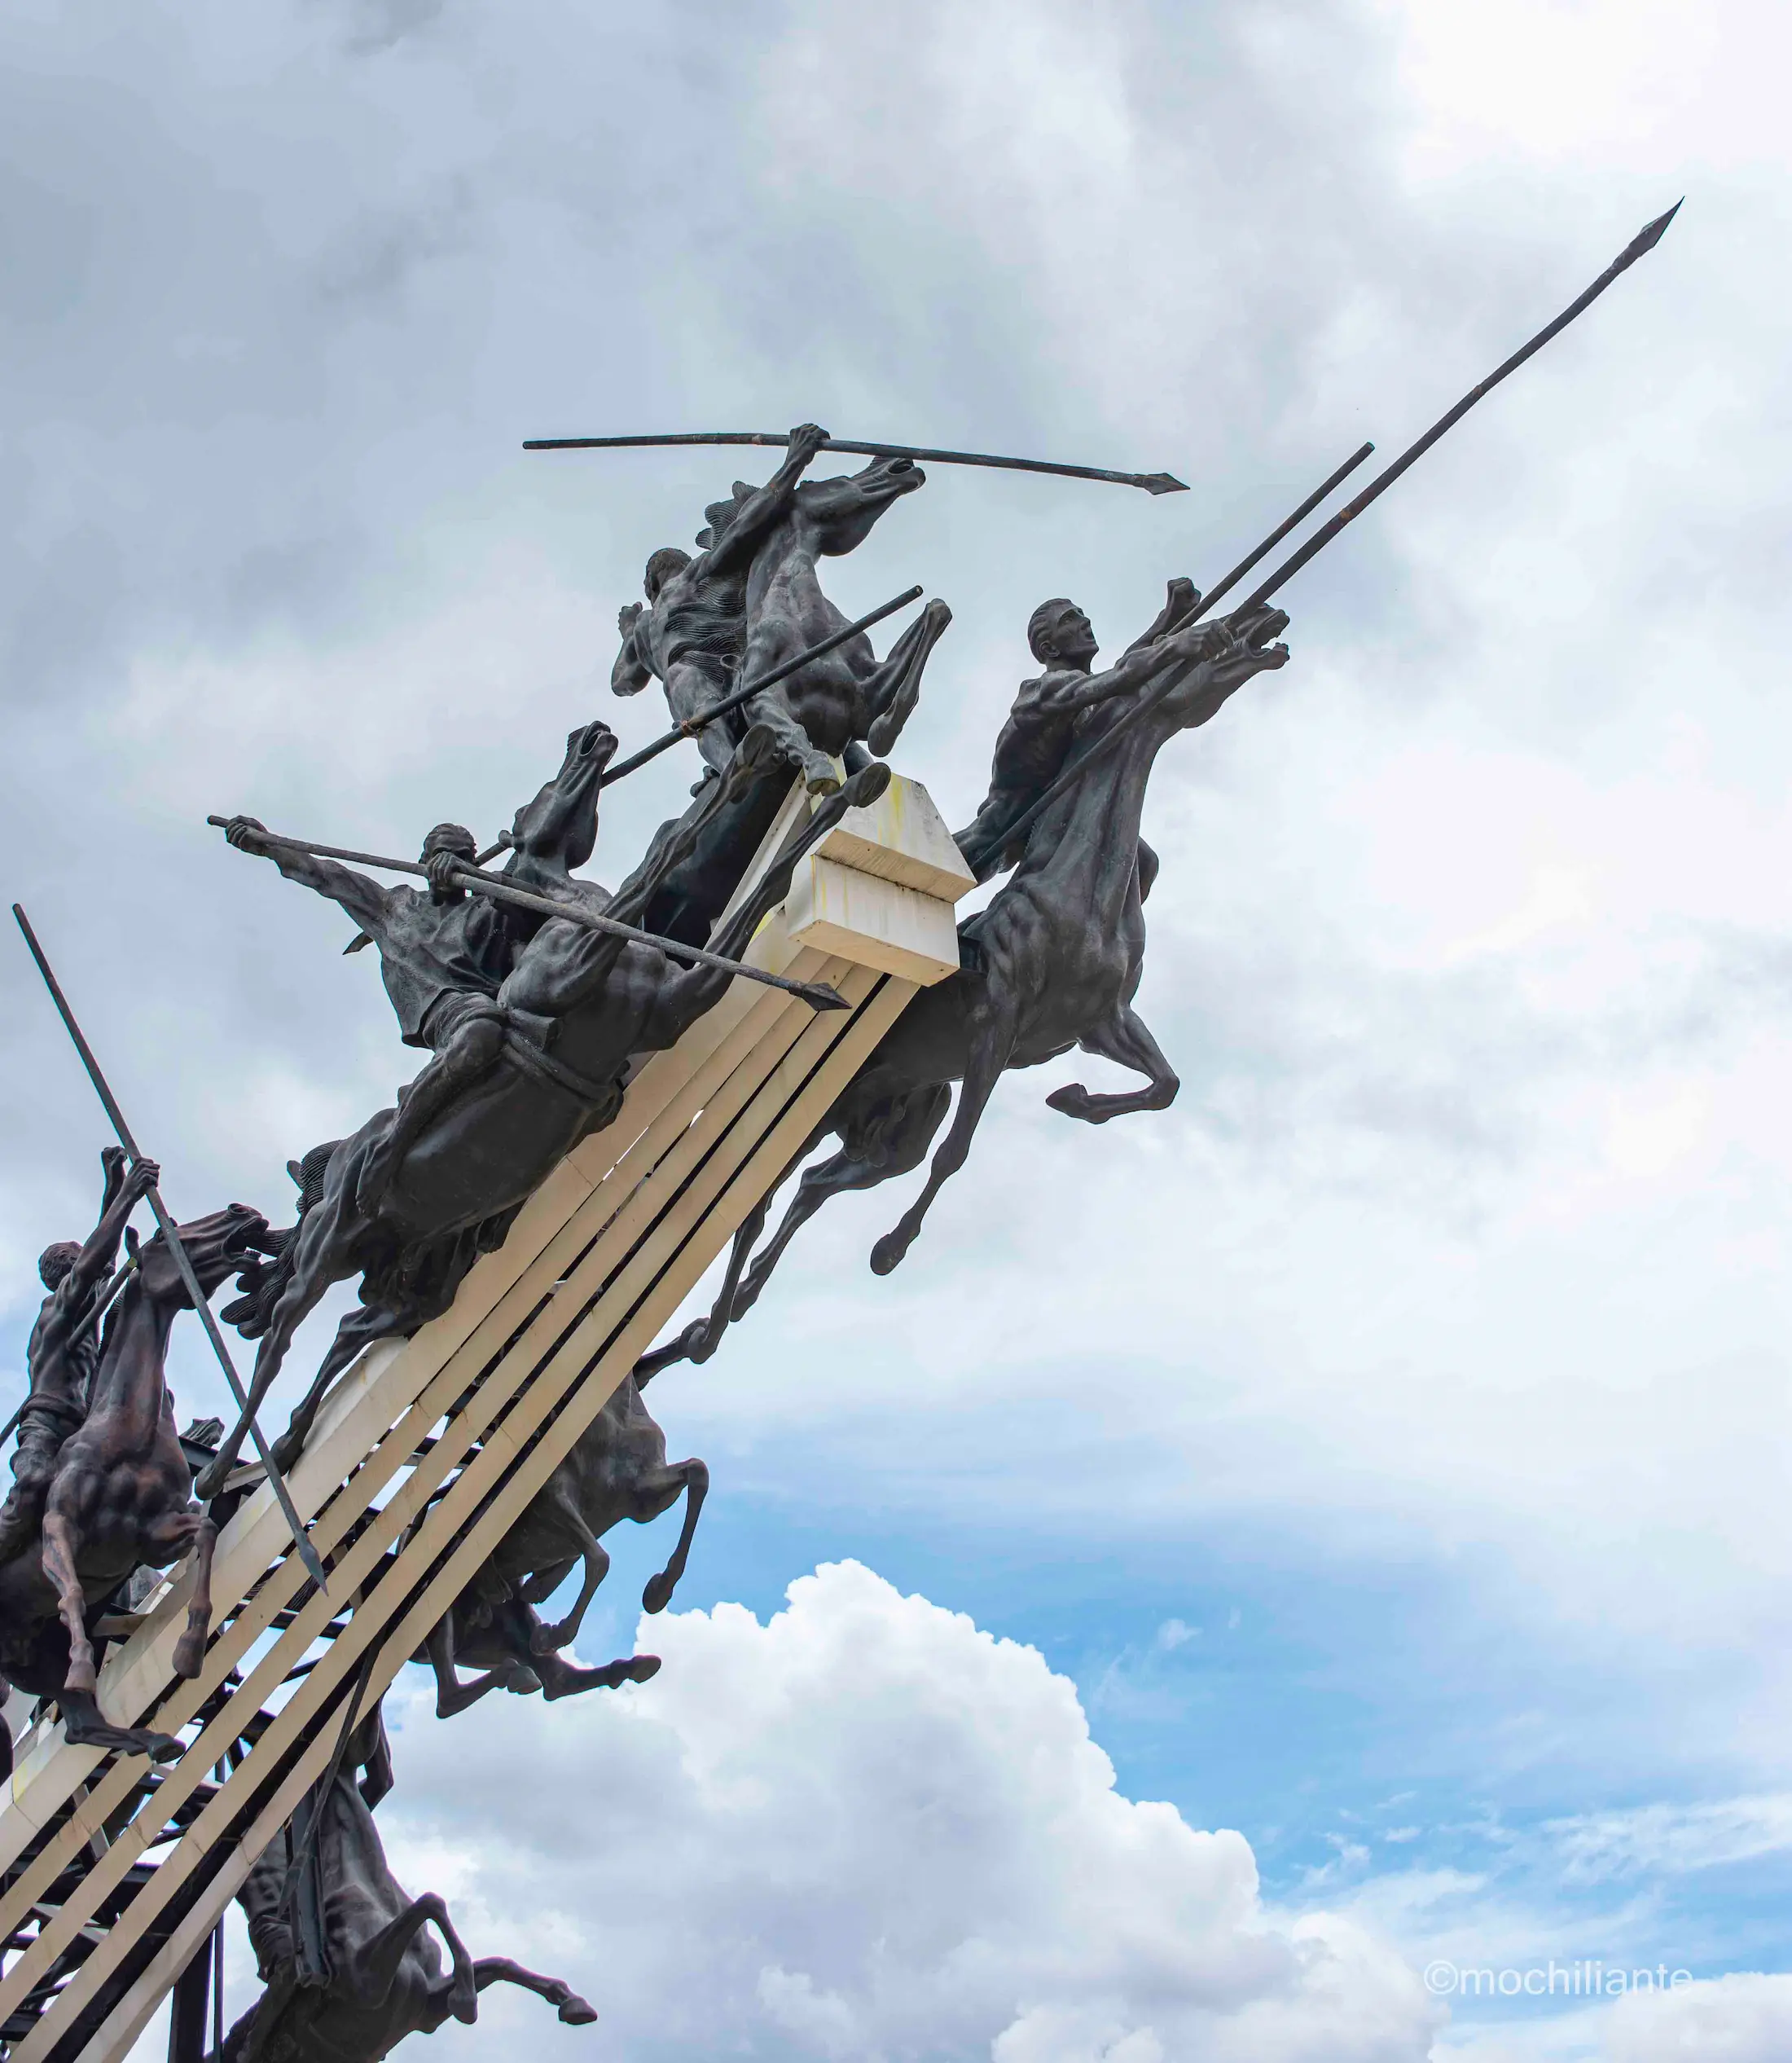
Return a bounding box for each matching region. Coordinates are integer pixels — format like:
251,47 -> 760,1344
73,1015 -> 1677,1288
225,721 -> 617,1219
0,1149 -> 155,1566
216,1703 -> 595,2060
613,420 -> 841,790
0,1200 -> 270,1764
461,1363 -> 705,1665
195,746 -> 894,1498
953,578 -> 1213,882
639,600 -> 1291,1377
730,451 -> 951,780
417,1594 -> 659,1721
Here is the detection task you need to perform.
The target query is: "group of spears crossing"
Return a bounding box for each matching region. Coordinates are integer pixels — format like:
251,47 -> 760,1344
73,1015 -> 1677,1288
0,204 -> 1676,2060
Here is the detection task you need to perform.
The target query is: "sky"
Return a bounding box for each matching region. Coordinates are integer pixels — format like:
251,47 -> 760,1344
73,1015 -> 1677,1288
2,1 -> 1790,2057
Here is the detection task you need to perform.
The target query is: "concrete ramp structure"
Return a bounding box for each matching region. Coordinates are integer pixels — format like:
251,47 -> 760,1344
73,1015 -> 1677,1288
0,775 -> 973,2062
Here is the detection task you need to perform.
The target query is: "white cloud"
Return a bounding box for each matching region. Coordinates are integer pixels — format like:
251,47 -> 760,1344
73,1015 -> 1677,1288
1603,1973 -> 1792,2063
372,1561 -> 1437,2062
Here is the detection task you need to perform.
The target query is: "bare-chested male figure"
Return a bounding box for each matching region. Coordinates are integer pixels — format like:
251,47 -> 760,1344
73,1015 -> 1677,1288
612,422 -> 845,793
953,580 -> 1229,883
0,1149 -> 158,1565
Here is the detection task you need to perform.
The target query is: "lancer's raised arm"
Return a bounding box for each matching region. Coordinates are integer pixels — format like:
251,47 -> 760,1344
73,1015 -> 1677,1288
225,814 -> 397,938
696,421 -> 832,577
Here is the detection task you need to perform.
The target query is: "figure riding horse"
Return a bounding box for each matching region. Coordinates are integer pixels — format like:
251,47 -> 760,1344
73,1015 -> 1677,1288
639,599 -> 1291,1376
0,1198 -> 271,1765
198,733 -> 893,1498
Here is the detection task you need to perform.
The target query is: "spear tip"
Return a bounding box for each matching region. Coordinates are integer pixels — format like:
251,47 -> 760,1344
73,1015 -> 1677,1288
1140,472 -> 1190,496
1620,197 -> 1683,266
799,983 -> 852,1013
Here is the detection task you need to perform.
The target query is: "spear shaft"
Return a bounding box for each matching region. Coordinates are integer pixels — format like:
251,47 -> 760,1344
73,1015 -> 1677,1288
206,825 -> 849,1013
599,585 -> 925,787
11,906 -> 327,1587
991,205 -> 1681,868
524,431 -> 1188,497
1191,442 -> 1375,619
1236,201 -> 1682,613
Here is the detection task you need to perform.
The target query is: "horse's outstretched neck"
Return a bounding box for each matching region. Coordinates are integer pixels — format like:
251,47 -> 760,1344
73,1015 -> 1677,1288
1013,698 -> 1165,917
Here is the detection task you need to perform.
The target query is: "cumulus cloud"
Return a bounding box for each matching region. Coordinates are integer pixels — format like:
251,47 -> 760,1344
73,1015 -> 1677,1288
369,1562 -> 1435,2063
1602,1973 -> 1792,2063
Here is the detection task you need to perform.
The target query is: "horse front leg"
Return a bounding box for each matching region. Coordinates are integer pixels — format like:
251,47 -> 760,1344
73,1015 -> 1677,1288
471,1957 -> 598,2025
870,1023 -> 1012,1276
526,1482 -> 611,1655
195,1190 -> 357,1501
863,598 -> 953,756
143,1509 -> 217,1679
639,1459 -> 709,1614
1045,1002 -> 1181,1124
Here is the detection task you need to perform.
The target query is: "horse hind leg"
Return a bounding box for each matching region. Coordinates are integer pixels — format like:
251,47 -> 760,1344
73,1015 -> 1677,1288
1045,1003 -> 1180,1124
471,1958 -> 598,2025
39,1512 -> 98,1696
733,1085 -> 952,1320
423,1612 -> 538,1720
639,1458 -> 709,1614
865,598 -> 953,757
42,1511 -> 183,1759
525,1480 -> 611,1654
632,1190 -> 776,1382
270,1300 -> 408,1476
536,1647 -> 661,1700
358,1892 -> 477,2028
870,1029 -> 1012,1277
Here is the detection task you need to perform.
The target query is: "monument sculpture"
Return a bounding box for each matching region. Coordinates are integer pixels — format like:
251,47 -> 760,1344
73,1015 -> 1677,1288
0,205 -> 1676,2060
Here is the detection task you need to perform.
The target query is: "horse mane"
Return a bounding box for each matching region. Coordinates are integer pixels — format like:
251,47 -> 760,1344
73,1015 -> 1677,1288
694,481 -> 754,549
220,1141 -> 341,1339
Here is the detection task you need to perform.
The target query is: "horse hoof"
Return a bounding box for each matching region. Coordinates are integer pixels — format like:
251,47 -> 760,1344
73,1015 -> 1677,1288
1045,1084 -> 1091,1120
192,1461 -> 228,1502
559,1995 -> 599,2026
641,1573 -> 675,1614
171,1630 -> 206,1680
804,766 -> 843,797
502,1664 -> 542,1696
529,1621 -> 569,1656
869,1229 -> 908,1276
625,1653 -> 661,1684
845,761 -> 892,809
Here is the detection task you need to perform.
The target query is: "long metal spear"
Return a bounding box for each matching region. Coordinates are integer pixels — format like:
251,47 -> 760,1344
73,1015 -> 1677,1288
524,431 -> 1188,498
598,585 -> 925,788
1234,201 -> 1681,614
204,825 -> 850,1013
11,906 -> 327,1587
1190,442 -> 1375,619
993,205 -> 1681,864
